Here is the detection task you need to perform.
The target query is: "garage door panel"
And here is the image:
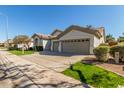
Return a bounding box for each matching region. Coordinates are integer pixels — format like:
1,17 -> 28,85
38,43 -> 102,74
62,39 -> 90,54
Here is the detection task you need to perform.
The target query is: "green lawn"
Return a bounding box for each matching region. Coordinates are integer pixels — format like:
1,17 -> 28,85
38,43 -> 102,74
9,50 -> 34,56
63,62 -> 124,88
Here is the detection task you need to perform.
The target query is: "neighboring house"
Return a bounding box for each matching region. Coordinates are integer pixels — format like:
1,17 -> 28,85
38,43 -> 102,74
4,38 -> 33,50
0,42 -> 4,47
28,39 -> 34,48
51,29 -> 63,36
32,30 -> 62,51
32,25 -> 105,54
4,39 -> 15,48
32,33 -> 53,51
16,39 -> 34,50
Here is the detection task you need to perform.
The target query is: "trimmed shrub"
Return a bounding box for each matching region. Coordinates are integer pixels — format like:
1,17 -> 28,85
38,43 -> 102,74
108,41 -> 118,46
8,46 -> 18,50
110,45 -> 124,62
93,46 -> 110,62
99,43 -> 109,47
29,47 -> 33,50
8,47 -> 15,50
34,46 -> 43,51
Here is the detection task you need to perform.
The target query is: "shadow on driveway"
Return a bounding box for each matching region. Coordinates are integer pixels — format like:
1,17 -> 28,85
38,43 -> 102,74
39,51 -> 90,57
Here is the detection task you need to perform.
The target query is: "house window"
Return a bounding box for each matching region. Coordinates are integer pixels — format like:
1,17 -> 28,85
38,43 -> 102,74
35,38 -> 38,45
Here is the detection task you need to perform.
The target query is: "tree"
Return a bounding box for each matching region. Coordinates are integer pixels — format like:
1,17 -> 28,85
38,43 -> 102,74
118,33 -> 124,42
13,35 -> 31,49
123,32 -> 124,36
86,25 -> 92,29
106,34 -> 115,43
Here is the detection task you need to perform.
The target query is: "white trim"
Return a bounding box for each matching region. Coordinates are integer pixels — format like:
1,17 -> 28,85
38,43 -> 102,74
58,41 -> 62,52
51,41 -> 53,51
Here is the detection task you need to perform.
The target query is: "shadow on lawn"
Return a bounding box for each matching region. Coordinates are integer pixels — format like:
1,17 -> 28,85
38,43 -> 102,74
70,64 -> 91,88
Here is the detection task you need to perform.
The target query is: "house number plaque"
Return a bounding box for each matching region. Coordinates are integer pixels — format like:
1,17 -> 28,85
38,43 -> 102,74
115,52 -> 119,63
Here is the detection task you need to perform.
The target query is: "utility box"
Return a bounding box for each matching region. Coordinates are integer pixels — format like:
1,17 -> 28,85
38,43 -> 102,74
115,52 -> 119,63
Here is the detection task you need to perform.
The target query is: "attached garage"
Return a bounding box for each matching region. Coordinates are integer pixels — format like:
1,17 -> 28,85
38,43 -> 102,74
61,39 -> 90,54
51,25 -> 105,54
53,41 -> 59,52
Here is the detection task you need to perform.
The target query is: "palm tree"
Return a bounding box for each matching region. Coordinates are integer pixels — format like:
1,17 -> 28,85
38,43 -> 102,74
118,33 -> 124,42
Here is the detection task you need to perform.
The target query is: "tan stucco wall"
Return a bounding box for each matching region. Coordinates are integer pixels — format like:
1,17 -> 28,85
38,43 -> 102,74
33,36 -> 50,50
42,40 -> 48,49
33,36 -> 43,46
98,27 -> 105,44
94,36 -> 101,47
94,36 -> 105,48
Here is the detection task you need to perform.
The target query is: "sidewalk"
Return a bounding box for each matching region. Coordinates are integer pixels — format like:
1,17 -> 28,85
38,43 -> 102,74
96,63 -> 124,77
0,50 -> 83,88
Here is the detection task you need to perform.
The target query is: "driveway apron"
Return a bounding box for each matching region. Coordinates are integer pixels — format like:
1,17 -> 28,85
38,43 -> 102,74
0,50 -> 84,88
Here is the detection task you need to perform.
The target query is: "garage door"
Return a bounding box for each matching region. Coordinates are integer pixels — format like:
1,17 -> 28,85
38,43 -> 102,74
53,41 -> 59,52
62,39 -> 90,54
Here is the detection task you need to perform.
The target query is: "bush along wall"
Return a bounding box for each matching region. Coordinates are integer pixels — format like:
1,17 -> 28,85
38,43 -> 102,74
110,45 -> 124,62
93,46 -> 110,62
34,46 -> 43,51
99,43 -> 109,47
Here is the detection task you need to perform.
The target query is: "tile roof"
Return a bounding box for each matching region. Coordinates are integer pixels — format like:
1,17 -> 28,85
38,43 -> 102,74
32,33 -> 56,40
57,25 -> 104,39
51,29 -> 63,36
32,25 -> 105,40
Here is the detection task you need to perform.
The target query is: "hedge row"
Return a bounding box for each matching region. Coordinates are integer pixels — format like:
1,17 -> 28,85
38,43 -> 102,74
110,45 -> 124,60
93,44 -> 124,62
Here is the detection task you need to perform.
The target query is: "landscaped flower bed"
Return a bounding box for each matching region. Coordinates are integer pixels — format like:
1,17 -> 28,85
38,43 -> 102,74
63,62 -> 124,88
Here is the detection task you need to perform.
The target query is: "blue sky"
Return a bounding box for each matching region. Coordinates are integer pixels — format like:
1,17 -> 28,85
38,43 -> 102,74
0,5 -> 124,41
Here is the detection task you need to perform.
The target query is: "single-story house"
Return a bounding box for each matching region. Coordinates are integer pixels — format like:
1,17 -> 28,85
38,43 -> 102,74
15,39 -> 34,50
4,39 -> 15,48
32,25 -> 105,54
32,33 -> 54,51
4,38 -> 34,50
0,42 -> 4,47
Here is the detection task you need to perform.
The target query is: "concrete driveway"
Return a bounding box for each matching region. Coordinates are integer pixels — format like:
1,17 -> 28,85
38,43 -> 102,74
0,50 -> 85,88
21,51 -> 95,72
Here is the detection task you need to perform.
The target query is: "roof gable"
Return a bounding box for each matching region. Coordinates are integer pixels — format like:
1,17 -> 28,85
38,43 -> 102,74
32,33 -> 50,40
57,25 -> 103,39
51,29 -> 63,36
32,33 -> 57,40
